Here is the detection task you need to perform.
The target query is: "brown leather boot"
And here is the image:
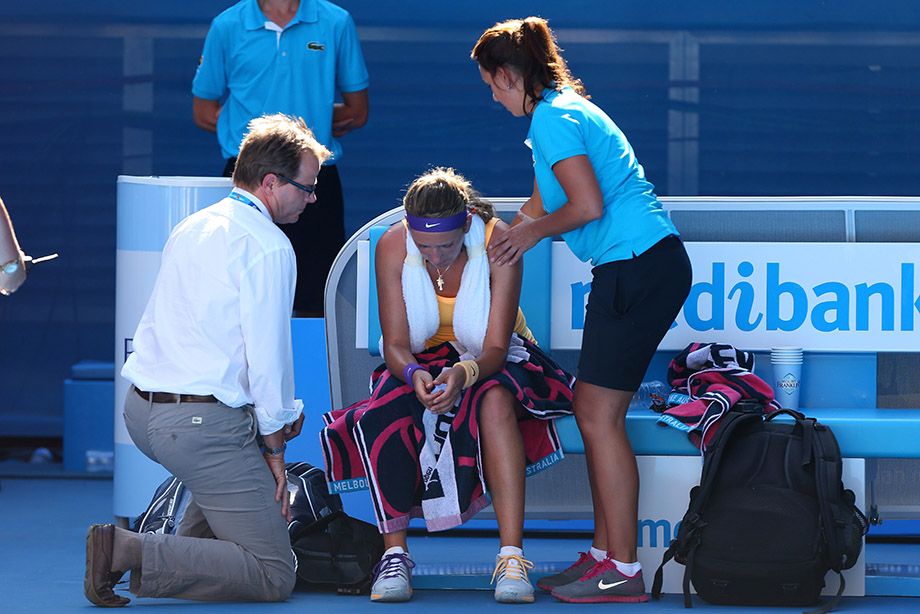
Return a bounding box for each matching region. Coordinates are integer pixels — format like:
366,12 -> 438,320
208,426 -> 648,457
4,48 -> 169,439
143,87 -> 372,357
84,524 -> 130,607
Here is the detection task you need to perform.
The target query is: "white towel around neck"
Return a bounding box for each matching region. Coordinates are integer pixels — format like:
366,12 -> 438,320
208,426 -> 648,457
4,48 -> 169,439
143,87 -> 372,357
399,214 -> 490,356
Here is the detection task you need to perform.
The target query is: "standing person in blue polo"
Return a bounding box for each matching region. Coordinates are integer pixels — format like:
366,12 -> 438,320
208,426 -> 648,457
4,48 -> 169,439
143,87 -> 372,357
472,17 -> 692,604
192,0 -> 369,316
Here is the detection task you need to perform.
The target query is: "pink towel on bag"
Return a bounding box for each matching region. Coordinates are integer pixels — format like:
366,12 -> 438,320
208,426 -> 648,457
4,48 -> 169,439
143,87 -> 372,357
657,342 -> 781,451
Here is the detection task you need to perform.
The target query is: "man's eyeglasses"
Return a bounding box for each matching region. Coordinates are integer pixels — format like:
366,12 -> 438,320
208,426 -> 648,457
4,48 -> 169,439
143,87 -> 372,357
275,173 -> 317,196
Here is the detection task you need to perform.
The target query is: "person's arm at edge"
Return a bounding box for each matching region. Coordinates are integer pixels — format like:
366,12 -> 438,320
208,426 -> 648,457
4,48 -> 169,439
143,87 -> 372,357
490,155 -> 603,265
0,197 -> 26,294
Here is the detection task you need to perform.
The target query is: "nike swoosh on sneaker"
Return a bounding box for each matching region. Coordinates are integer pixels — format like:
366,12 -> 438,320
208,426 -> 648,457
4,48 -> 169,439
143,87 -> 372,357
424,222 -> 440,228
597,579 -> 629,590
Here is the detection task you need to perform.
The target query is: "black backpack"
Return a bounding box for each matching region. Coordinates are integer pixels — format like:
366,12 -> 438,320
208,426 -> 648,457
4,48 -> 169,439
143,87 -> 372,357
652,408 -> 867,613
286,461 -> 385,595
133,476 -> 192,534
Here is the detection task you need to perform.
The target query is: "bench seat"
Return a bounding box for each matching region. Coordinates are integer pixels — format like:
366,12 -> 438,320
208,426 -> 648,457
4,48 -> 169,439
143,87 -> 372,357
556,407 -> 920,459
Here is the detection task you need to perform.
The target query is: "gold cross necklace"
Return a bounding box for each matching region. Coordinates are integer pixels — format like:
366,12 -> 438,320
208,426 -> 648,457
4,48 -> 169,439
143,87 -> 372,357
428,261 -> 452,292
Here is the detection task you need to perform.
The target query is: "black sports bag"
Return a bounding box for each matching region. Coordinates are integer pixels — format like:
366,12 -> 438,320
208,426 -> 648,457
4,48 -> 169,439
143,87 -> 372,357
652,409 -> 867,613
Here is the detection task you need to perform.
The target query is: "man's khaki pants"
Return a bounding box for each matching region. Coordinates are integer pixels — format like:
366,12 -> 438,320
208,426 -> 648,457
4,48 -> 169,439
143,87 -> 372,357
124,388 -> 295,601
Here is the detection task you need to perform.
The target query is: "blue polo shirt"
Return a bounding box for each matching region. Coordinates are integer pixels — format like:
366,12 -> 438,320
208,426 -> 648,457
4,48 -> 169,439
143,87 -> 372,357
527,87 -> 677,266
192,0 -> 369,162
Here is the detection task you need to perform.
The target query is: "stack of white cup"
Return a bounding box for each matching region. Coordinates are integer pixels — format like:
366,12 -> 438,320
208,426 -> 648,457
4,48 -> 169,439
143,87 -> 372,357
771,346 -> 803,410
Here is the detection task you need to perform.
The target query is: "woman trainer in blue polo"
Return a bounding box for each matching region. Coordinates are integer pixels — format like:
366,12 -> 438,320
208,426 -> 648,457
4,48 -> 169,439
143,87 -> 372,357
472,16 -> 692,604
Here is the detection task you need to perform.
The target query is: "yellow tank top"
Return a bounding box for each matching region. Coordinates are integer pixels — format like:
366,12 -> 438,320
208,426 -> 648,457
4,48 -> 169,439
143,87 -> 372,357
424,217 -> 536,348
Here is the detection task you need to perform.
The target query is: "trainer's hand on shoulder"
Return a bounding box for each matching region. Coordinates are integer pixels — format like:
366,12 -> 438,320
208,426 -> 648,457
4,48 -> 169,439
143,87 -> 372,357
488,215 -> 539,266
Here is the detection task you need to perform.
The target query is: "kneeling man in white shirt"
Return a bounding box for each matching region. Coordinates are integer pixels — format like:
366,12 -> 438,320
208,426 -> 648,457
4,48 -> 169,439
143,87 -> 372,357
85,113 -> 331,607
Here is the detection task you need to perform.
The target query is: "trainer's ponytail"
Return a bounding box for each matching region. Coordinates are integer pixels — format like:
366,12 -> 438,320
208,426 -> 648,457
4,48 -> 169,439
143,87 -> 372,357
472,16 -> 587,114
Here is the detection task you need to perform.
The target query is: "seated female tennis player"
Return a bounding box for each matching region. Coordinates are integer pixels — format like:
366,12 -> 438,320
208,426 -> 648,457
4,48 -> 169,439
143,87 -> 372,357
320,167 -> 574,604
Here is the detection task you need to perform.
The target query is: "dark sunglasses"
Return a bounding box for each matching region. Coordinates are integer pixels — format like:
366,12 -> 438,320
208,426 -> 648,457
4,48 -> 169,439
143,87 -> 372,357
275,173 -> 317,196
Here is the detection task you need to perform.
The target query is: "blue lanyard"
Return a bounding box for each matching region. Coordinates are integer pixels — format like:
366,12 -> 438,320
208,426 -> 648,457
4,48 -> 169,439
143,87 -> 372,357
228,191 -> 262,213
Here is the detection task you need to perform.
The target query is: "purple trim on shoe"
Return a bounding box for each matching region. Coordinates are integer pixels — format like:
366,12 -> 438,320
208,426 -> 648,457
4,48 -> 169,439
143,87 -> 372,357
371,552 -> 416,583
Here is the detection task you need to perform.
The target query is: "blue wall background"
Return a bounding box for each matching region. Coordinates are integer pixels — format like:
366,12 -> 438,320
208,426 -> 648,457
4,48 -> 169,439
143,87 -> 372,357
1,1 -> 919,435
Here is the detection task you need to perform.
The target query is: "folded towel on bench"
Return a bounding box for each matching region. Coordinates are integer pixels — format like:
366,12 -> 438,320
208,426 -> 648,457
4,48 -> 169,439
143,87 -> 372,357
657,342 -> 780,451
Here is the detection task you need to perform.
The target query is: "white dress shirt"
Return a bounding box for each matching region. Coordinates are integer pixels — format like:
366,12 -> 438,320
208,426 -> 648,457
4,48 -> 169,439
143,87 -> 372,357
122,188 -> 303,435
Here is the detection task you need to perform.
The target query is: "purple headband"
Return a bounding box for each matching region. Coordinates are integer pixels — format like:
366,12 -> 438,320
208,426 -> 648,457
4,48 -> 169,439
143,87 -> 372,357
405,210 -> 468,232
